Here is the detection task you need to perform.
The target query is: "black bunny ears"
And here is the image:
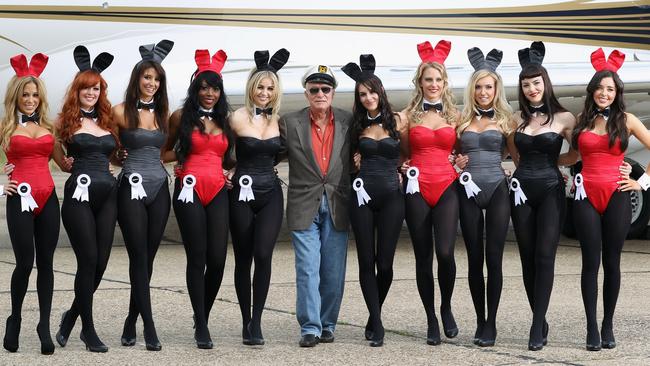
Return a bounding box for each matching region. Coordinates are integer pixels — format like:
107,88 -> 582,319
467,47 -> 503,72
139,39 -> 174,64
254,48 -> 290,73
518,41 -> 545,68
74,45 -> 114,73
341,54 -> 376,82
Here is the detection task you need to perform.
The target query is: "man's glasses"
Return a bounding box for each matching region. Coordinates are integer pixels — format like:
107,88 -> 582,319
308,86 -> 332,95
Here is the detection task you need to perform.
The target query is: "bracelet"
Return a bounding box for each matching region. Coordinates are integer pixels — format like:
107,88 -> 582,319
637,173 -> 650,191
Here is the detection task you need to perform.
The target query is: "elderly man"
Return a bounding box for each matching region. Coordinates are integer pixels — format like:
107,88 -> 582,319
279,65 -> 352,347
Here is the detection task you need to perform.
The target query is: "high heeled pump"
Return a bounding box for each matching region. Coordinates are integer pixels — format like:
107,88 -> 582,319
3,315 -> 20,353
36,323 -> 55,355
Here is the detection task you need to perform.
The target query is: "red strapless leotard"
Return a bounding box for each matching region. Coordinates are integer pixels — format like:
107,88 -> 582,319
409,125 -> 458,207
578,131 -> 624,215
178,131 -> 228,206
5,134 -> 55,215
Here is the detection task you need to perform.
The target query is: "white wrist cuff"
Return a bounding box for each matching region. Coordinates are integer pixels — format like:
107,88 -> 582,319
0,184 -> 4,196
637,173 -> 650,191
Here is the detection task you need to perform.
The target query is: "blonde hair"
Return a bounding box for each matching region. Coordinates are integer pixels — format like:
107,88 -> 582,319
457,69 -> 513,136
244,70 -> 281,121
405,62 -> 457,125
1,76 -> 53,150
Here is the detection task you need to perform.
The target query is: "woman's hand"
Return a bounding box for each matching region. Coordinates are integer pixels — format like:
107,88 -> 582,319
61,156 -> 74,172
116,148 -> 129,162
399,159 -> 411,175
353,152 -> 361,171
618,177 -> 642,192
224,168 -> 235,189
454,154 -> 468,170
619,161 -> 632,179
4,162 -> 15,176
4,179 -> 18,196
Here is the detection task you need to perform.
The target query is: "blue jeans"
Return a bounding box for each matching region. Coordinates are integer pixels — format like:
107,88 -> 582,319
292,193 -> 348,336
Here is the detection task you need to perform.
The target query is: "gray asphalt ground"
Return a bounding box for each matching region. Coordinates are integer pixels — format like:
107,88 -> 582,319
0,171 -> 649,365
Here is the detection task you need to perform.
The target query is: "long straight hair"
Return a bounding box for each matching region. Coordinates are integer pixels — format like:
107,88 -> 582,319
351,75 -> 399,151
123,60 -> 169,133
517,64 -> 567,132
1,76 -> 53,150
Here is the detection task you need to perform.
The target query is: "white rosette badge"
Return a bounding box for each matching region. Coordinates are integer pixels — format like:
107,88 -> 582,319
177,174 -> 196,203
72,174 -> 91,202
352,178 -> 371,207
17,183 -> 38,212
129,173 -> 147,200
574,173 -> 587,201
459,172 -> 481,199
509,177 -> 528,206
238,175 -> 255,202
405,167 -> 420,195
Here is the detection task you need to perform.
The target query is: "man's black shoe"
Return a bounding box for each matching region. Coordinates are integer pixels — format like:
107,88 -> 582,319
320,330 -> 334,343
299,334 -> 319,347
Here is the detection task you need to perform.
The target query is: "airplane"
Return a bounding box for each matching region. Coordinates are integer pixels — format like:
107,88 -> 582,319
0,0 -> 648,236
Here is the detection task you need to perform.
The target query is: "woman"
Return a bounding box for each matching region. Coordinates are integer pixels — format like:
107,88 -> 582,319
508,41 -> 577,351
571,48 -> 650,351
113,40 -> 173,352
455,47 -> 514,347
342,54 -> 405,347
1,53 -> 67,355
227,49 -> 288,346
55,46 -> 117,353
401,40 -> 459,345
163,49 -> 232,349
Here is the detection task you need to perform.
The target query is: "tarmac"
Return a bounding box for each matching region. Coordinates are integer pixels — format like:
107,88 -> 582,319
0,170 -> 649,365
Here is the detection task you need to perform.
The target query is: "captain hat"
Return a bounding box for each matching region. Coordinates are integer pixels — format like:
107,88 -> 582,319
302,64 -> 338,88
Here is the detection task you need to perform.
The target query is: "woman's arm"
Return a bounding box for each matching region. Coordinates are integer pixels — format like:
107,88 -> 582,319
162,109 -> 181,163
619,113 -> 650,191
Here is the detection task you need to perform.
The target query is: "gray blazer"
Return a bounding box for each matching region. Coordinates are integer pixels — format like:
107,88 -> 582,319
279,107 -> 352,231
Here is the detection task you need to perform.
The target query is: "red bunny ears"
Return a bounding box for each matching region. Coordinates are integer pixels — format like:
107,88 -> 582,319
10,53 -> 48,78
194,49 -> 227,78
591,48 -> 625,73
417,40 -> 451,65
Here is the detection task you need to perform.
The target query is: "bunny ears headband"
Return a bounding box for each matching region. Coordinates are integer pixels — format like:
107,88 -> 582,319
254,48 -> 290,73
194,49 -> 228,78
139,39 -> 174,64
417,40 -> 451,65
518,41 -> 545,68
341,54 -> 376,82
10,53 -> 48,78
74,45 -> 114,73
468,47 -> 503,72
591,48 -> 625,73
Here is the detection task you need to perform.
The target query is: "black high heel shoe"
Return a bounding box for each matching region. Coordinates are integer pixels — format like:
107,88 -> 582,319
601,327 -> 616,349
426,319 -> 441,346
3,315 -> 20,353
542,320 -> 549,346
528,325 -> 544,351
194,329 -> 213,349
478,323 -> 497,347
369,324 -> 384,347
244,321 -> 264,346
473,322 -> 485,345
143,327 -> 162,351
55,310 -> 73,347
80,330 -> 108,353
441,309 -> 458,338
364,318 -> 373,341
120,318 -> 136,347
36,323 -> 55,355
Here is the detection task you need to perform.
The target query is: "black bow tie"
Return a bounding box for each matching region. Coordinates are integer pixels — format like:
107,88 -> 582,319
80,109 -> 98,120
362,114 -> 383,129
528,104 -> 548,116
476,108 -> 495,119
198,108 -> 213,120
21,113 -> 39,124
255,107 -> 273,116
594,107 -> 610,119
137,100 -> 155,111
423,102 -> 443,112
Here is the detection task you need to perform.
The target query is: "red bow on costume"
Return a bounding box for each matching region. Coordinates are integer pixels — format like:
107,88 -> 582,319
590,48 -> 625,73
10,53 -> 49,78
417,40 -> 452,65
194,49 -> 227,77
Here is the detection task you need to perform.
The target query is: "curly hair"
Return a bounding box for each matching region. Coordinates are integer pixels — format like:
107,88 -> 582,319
404,62 -> 458,125
571,70 -> 627,150
1,76 -> 53,150
175,71 -> 233,166
57,70 -> 115,144
458,69 -> 513,136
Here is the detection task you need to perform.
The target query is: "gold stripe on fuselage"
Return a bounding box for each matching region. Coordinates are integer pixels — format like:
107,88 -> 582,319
0,2 -> 647,50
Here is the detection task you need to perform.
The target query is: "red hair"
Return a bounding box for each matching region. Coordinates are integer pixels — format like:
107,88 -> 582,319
58,70 -> 116,144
